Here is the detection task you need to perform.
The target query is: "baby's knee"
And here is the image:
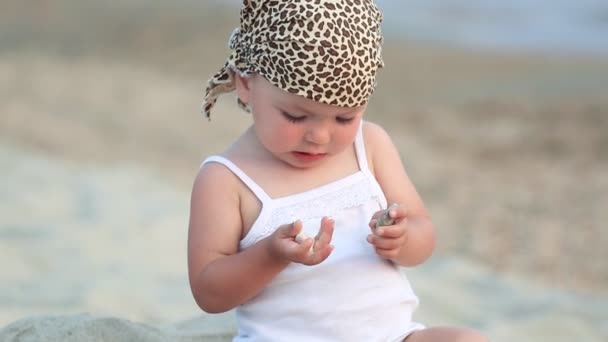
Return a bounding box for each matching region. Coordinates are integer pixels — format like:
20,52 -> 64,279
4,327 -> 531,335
451,327 -> 490,342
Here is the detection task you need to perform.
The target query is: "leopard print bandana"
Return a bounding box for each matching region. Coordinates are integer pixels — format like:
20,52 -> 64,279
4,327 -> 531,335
202,0 -> 384,119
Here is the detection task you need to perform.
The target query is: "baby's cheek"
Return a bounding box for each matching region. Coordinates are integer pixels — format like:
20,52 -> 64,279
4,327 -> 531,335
278,128 -> 305,149
332,128 -> 359,152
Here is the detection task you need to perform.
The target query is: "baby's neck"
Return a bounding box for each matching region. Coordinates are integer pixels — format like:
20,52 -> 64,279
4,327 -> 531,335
225,127 -> 360,199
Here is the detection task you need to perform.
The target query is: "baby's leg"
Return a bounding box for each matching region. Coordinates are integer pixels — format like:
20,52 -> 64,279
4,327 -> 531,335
404,326 -> 489,342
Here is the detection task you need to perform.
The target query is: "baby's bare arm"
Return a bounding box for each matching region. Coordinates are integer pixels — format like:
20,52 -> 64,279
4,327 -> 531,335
365,122 -> 436,266
187,164 -> 334,313
187,164 -> 289,313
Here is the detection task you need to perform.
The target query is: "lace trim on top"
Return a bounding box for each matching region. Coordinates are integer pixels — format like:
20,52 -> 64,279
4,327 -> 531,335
240,172 -> 385,248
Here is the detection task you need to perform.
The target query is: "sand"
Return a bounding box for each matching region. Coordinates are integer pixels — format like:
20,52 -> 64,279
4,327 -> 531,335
1,1 -> 607,341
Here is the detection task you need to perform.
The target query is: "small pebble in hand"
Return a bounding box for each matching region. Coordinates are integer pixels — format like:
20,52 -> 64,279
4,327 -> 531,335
295,231 -> 314,254
375,203 -> 399,230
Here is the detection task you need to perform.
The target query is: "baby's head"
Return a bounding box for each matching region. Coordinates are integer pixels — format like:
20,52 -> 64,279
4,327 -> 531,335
203,0 -> 384,119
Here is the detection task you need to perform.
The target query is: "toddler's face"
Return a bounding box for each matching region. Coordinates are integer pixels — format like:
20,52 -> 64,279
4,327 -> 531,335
240,74 -> 366,169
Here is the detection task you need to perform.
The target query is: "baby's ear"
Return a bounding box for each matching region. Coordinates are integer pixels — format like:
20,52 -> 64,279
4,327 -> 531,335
234,72 -> 253,106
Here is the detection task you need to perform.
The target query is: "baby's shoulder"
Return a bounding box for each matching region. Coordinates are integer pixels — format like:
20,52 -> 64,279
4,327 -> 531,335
361,120 -> 398,174
193,157 -> 243,200
362,120 -> 394,152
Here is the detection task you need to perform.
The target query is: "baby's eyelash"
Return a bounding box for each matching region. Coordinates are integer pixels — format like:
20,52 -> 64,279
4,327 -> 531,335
282,112 -> 306,123
336,117 -> 355,124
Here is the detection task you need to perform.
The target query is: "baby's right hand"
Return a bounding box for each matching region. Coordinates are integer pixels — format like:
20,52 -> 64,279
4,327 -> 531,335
267,217 -> 334,266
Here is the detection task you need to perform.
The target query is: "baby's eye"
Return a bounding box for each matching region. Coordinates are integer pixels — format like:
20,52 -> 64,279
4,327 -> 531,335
282,111 -> 306,123
336,116 -> 355,124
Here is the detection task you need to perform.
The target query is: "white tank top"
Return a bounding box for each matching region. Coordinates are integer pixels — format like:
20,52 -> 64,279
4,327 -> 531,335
201,123 -> 423,341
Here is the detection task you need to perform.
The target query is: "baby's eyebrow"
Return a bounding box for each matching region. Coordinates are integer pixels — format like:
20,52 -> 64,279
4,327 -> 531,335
337,108 -> 360,116
290,103 -> 315,115
331,109 -> 361,118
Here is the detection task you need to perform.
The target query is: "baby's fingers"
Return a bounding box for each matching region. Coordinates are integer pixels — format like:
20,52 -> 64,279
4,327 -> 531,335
314,217 -> 335,249
370,204 -> 406,230
375,224 -> 407,239
311,243 -> 334,264
389,205 -> 407,220
292,237 -> 315,256
300,241 -> 334,266
367,234 -> 403,250
277,220 -> 303,239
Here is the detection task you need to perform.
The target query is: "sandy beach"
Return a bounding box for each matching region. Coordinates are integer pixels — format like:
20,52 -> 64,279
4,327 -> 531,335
1,1 -> 607,341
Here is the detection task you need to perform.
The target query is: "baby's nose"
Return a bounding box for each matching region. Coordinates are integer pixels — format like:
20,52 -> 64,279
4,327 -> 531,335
305,127 -> 330,145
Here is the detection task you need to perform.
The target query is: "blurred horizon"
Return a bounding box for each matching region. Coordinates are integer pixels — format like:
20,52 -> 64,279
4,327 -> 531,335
215,0 -> 608,56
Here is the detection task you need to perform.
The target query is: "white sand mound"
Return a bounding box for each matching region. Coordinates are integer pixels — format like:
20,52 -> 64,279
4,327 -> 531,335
0,313 -> 233,342
0,314 -> 168,342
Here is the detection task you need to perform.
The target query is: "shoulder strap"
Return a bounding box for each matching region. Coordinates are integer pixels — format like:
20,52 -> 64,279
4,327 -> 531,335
201,156 -> 271,203
354,120 -> 372,174
353,121 -> 388,209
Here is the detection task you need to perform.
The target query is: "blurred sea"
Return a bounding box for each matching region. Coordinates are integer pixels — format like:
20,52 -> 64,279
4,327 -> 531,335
216,0 -> 608,56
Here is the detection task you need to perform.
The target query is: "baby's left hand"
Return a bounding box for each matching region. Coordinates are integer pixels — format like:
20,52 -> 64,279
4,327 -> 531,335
367,204 -> 409,261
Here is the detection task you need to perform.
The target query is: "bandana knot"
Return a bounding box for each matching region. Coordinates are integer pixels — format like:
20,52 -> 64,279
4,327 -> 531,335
228,28 -> 242,50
